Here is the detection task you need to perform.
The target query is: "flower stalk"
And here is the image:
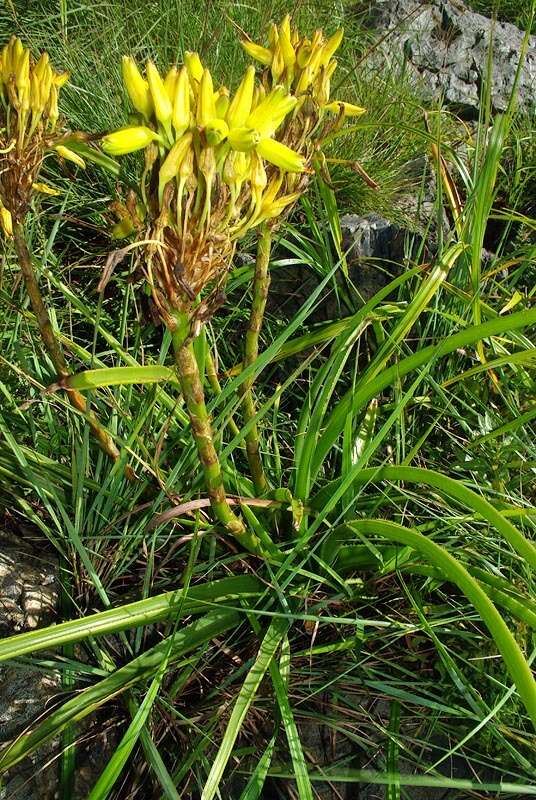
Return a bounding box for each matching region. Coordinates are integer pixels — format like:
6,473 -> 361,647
239,222 -> 272,494
171,312 -> 262,555
12,221 -> 120,463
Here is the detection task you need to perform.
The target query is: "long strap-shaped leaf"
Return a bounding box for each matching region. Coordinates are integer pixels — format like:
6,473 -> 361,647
0,575 -> 261,664
0,609 -> 239,774
202,616 -> 290,800
321,518 -> 536,730
312,306 -> 536,482
313,465 -> 536,570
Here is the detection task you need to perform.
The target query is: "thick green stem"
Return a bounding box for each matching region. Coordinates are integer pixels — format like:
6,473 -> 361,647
12,222 -> 121,465
239,223 -> 271,494
171,318 -> 262,555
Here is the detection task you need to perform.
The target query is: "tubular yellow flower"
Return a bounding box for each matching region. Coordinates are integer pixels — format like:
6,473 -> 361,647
32,182 -> 61,195
320,28 -> 344,65
54,144 -> 86,168
324,100 -> 366,116
227,126 -> 260,152
53,70 -> 69,87
158,131 -> 193,202
172,66 -> 191,136
241,40 -> 272,66
226,65 -> 255,129
121,56 -> 152,120
256,137 -> 305,172
184,51 -> 203,84
259,191 -> 301,221
197,68 -> 216,127
215,91 -> 230,118
0,206 -> 13,237
146,61 -> 172,125
164,65 -> 178,100
101,126 -> 160,156
278,15 -> 296,68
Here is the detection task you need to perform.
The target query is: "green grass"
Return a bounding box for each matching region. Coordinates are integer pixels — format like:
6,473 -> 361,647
1,1 -> 536,799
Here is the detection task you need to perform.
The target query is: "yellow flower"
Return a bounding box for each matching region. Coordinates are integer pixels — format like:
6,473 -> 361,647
184,51 -> 203,84
101,126 -> 161,155
256,138 -> 305,172
197,68 -> 216,127
172,66 -> 191,136
228,127 -> 260,152
324,100 -> 366,116
0,206 -> 13,237
54,145 -> 86,168
32,182 -> 61,195
241,40 -> 272,66
226,65 -> 255,129
121,56 -> 152,120
146,61 -> 172,125
159,131 -> 193,202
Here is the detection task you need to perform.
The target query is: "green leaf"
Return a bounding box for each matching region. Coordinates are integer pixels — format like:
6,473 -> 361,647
321,518 -> 536,729
60,365 -> 179,391
201,616 -> 290,800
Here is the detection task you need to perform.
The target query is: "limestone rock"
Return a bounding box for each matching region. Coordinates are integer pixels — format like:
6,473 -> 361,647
365,0 -> 536,115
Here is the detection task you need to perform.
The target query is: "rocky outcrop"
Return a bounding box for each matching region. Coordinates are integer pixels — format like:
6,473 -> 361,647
365,0 -> 536,115
0,537 -> 59,800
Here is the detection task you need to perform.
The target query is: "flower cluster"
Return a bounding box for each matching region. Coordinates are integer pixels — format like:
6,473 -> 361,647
242,15 -> 365,158
100,17 -> 365,330
0,37 -> 84,234
102,50 -> 313,327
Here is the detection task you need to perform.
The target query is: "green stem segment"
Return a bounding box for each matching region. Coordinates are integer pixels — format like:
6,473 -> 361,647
239,223 -> 272,495
171,315 -> 262,555
13,221 -> 121,465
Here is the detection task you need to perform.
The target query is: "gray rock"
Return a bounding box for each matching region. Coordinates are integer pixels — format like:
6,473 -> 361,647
0,536 -> 59,800
365,0 -> 536,115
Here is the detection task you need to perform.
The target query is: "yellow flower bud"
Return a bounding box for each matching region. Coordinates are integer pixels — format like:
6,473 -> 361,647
48,84 -> 59,129
296,41 -> 312,69
215,91 -> 230,119
146,61 -> 172,124
30,72 -> 42,113
278,15 -> 296,68
320,28 -> 344,65
227,65 -> 255,129
54,145 -> 86,168
241,40 -> 272,66
53,71 -> 70,87
205,118 -> 229,146
0,207 -> 13,237
34,52 -> 49,82
259,191 -> 301,221
15,47 -> 30,92
324,100 -> 366,116
295,65 -> 314,94
101,126 -> 160,155
197,68 -> 216,127
172,66 -> 191,136
184,51 -> 203,84
122,56 -> 152,119
256,138 -> 305,172
227,127 -> 260,152
164,65 -> 178,99
223,150 -> 250,186
158,131 -> 193,202
32,182 -> 61,195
